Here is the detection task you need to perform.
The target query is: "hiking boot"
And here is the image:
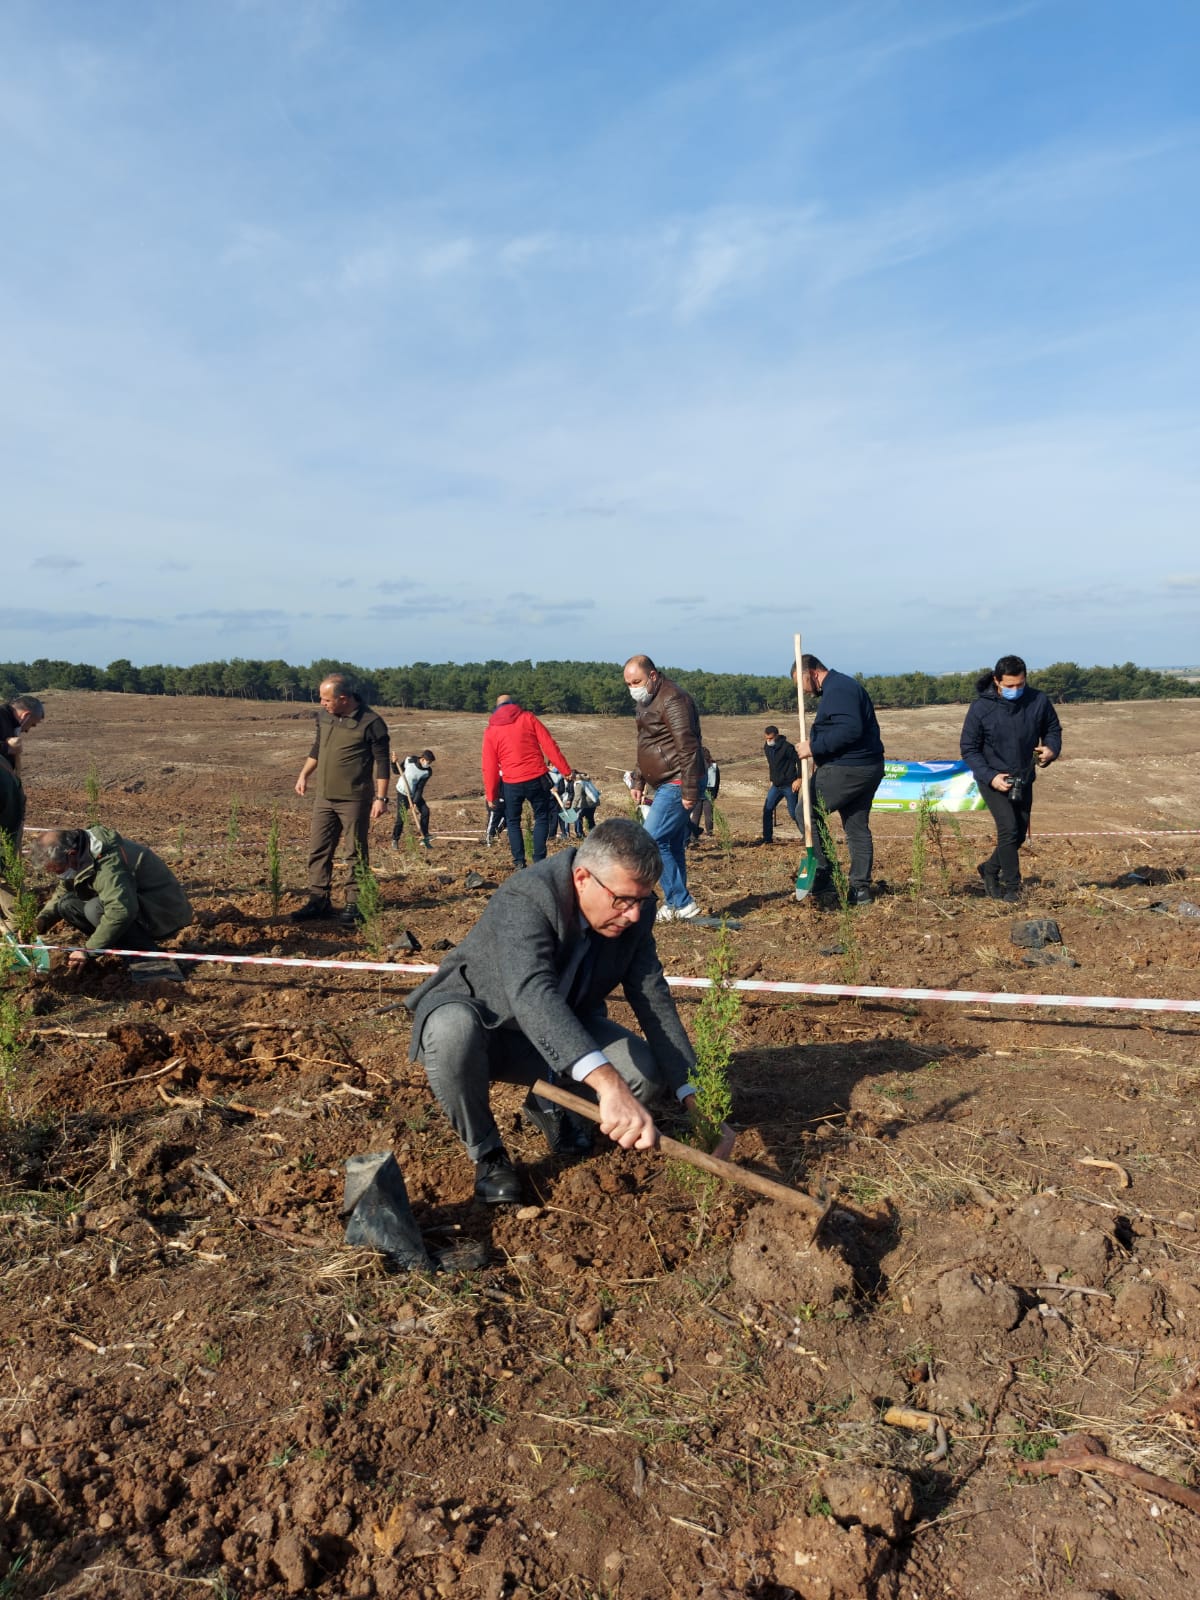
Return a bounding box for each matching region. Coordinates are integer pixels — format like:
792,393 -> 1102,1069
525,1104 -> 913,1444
849,886 -> 873,906
338,904 -> 366,927
977,863 -> 1003,901
1001,887 -> 1023,904
290,897 -> 332,922
658,900 -> 702,922
474,1149 -> 522,1205
522,1090 -> 593,1157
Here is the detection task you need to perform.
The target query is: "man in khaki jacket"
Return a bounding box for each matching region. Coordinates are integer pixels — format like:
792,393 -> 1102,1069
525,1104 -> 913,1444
293,674 -> 390,926
33,826 -> 192,972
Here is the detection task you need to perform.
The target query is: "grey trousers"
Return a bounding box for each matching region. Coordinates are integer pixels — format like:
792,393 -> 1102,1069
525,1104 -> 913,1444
307,796 -> 371,902
417,1003 -> 670,1162
49,894 -> 161,950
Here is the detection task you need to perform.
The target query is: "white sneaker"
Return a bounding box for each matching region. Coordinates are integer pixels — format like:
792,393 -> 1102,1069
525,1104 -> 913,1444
658,900 -> 702,921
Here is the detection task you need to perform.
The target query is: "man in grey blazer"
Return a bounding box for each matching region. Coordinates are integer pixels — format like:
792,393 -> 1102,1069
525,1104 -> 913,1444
407,818 -> 704,1204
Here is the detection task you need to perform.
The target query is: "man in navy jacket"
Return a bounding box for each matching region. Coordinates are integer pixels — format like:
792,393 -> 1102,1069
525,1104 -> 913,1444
960,655 -> 1061,901
792,655 -> 885,904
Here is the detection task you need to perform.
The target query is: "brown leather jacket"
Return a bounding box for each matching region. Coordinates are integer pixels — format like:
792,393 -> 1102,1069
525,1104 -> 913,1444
631,675 -> 705,806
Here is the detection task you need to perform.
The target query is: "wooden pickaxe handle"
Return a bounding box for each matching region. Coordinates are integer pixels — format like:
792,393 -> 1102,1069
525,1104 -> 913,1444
533,1078 -> 828,1223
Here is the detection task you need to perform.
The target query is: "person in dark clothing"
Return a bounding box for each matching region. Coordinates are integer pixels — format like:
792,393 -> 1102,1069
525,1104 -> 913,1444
792,655 -> 885,904
0,695 -> 44,777
761,726 -> 802,843
0,760 -> 26,933
292,675 -> 390,925
688,748 -> 718,842
960,655 -> 1062,902
485,795 -> 507,847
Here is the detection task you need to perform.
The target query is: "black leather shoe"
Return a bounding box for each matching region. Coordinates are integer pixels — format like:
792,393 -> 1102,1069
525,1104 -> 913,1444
290,898 -> 332,922
522,1090 -> 593,1157
474,1149 -> 522,1204
1001,887 -> 1023,904
849,886 -> 873,906
977,863 -> 1002,901
338,905 -> 366,927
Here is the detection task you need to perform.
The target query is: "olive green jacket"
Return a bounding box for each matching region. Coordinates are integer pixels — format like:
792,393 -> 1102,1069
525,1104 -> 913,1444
39,827 -> 192,950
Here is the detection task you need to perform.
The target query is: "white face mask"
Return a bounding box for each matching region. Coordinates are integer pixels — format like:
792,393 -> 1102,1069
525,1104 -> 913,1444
628,683 -> 651,704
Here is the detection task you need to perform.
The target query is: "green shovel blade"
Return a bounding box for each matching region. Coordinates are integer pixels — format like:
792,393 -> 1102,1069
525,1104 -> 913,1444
2,929 -> 51,972
794,848 -> 818,901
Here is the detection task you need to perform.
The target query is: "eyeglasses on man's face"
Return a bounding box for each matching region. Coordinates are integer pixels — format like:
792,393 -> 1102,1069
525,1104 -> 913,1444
585,869 -> 656,914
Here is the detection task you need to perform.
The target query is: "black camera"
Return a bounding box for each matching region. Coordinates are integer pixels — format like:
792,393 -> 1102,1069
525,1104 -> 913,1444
1006,774 -> 1026,804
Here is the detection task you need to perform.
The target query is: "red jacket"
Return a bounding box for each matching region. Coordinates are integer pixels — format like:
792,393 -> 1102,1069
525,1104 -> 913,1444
482,703 -> 572,803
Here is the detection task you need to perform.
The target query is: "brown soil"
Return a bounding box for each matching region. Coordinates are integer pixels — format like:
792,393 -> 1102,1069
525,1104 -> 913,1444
1,692 -> 1198,1599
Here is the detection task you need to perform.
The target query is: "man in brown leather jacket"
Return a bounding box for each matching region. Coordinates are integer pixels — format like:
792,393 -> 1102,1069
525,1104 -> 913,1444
622,655 -> 705,919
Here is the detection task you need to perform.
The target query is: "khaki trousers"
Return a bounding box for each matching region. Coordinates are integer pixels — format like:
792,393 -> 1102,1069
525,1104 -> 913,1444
307,797 -> 372,903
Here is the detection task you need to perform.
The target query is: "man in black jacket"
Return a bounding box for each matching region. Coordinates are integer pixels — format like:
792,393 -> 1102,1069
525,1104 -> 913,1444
793,655 -> 885,905
761,726 -> 802,843
960,655 -> 1061,901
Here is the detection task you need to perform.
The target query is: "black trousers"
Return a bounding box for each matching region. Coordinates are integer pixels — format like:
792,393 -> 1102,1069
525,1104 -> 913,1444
393,796 -> 430,841
810,761 -> 884,889
980,783 -> 1034,889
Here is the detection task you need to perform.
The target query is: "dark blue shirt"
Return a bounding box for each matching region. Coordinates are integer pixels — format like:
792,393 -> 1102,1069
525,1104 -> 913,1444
809,670 -> 885,766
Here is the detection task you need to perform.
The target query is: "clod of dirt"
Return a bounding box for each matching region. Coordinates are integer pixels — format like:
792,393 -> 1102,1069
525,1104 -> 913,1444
272,1531 -> 314,1594
194,902 -> 240,927
574,1299 -> 604,1335
821,1465 -> 916,1543
431,936 -> 454,950
1010,1194 -> 1112,1286
1010,918 -> 1062,948
1114,1279 -> 1164,1334
1021,948 -> 1080,967
767,1511 -> 899,1599
936,1267 -> 1023,1333
728,1203 -> 854,1310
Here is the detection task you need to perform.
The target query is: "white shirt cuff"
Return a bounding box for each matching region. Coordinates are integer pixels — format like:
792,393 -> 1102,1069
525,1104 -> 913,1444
570,1051 -> 609,1083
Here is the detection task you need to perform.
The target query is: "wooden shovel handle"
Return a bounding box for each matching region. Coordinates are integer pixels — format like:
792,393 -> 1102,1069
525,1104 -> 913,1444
794,633 -> 813,849
532,1078 -> 828,1221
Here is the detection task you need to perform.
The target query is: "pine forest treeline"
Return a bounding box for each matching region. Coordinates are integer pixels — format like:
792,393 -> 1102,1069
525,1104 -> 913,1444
1,657 -> 1196,714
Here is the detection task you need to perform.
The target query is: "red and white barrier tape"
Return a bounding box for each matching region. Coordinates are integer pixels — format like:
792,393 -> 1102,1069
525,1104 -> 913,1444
17,944 -> 1200,1014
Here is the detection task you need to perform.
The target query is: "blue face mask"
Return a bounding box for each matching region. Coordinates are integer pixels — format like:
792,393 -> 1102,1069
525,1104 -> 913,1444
999,685 -> 1024,701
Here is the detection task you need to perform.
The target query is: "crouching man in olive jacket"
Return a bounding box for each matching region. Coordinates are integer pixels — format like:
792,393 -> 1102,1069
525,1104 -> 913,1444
33,826 -> 193,973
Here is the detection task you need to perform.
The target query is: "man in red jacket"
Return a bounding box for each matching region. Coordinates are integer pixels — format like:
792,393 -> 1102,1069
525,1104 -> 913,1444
482,695 -> 574,869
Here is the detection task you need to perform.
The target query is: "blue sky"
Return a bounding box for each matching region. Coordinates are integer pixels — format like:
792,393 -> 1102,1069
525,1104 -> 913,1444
2,0 -> 1197,675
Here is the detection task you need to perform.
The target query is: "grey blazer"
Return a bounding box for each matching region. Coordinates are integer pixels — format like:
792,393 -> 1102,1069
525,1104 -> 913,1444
406,850 -> 695,1093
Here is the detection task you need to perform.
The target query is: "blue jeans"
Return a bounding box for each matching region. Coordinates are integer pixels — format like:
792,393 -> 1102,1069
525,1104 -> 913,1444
644,783 -> 692,909
502,777 -> 552,866
762,784 -> 800,842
